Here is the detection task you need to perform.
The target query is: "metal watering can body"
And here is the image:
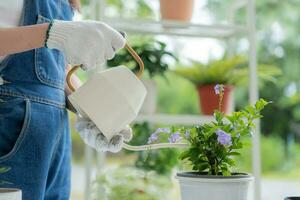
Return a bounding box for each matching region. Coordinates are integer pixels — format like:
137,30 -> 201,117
67,43 -> 188,151
67,44 -> 146,140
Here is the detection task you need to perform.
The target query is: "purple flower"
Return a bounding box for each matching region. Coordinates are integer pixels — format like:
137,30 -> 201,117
168,132 -> 182,143
185,130 -> 190,138
155,127 -> 171,134
216,129 -> 232,146
214,84 -> 224,95
147,133 -> 158,144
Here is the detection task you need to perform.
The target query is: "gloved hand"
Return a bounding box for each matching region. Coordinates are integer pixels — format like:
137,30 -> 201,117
46,20 -> 125,70
75,116 -> 132,153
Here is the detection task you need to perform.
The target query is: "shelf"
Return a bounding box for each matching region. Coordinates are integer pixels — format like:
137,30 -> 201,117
104,17 -> 247,38
134,113 -> 214,125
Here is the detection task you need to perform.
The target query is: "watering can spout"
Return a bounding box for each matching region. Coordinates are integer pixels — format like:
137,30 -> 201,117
122,142 -> 188,151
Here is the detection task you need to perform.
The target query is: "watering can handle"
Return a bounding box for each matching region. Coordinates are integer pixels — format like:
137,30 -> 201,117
66,40 -> 188,151
66,43 -> 144,92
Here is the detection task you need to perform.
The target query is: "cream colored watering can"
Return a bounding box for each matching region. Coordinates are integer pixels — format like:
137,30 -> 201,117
67,43 -> 187,151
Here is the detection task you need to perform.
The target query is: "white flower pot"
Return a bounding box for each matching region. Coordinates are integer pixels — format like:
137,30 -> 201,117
0,188 -> 22,200
140,80 -> 157,114
176,172 -> 253,200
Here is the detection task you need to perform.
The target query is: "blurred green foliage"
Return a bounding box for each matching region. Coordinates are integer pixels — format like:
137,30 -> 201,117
107,40 -> 177,78
156,72 -> 199,114
69,113 -> 85,162
236,136 -> 287,173
94,167 -> 173,200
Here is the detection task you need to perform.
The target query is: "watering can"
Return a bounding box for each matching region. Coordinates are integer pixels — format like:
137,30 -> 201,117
67,41 -> 187,151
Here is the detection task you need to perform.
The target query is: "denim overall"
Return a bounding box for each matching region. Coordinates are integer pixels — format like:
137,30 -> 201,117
0,1 -> 73,199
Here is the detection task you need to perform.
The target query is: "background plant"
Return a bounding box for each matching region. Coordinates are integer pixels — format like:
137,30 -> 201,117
107,40 -> 177,79
173,56 -> 281,86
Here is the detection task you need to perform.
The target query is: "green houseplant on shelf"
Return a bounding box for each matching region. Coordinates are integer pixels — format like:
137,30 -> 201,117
173,56 -> 280,115
146,85 -> 269,200
107,40 -> 177,114
0,166 -> 21,200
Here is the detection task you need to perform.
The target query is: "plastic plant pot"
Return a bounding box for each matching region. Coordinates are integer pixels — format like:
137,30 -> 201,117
0,188 -> 22,200
197,84 -> 234,115
176,172 -> 253,200
159,0 -> 194,22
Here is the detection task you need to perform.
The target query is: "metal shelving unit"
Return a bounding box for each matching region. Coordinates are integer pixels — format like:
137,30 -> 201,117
103,17 -> 247,38
84,0 -> 260,200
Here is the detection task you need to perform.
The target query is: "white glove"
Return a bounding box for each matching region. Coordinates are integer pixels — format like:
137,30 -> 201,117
75,116 -> 132,153
46,20 -> 125,70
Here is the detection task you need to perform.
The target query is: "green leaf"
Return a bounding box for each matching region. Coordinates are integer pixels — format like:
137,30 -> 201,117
178,151 -> 190,160
229,152 -> 241,156
221,167 -> 231,176
196,163 -> 210,172
255,99 -> 270,111
0,167 -> 11,174
231,142 -> 243,149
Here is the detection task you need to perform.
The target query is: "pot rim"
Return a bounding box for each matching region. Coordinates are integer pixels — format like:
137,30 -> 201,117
0,188 -> 21,193
176,172 -> 253,182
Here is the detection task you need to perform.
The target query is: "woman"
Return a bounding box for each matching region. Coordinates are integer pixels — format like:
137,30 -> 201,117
0,0 -> 131,199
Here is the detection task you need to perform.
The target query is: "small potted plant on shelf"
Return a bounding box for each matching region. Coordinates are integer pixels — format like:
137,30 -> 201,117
108,40 -> 177,114
0,166 -> 21,200
160,0 -> 194,22
147,84 -> 269,200
173,56 -> 280,115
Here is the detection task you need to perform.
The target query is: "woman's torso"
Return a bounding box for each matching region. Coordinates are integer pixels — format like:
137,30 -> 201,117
0,0 -> 74,108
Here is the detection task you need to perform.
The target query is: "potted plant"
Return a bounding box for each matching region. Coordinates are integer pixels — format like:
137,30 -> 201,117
160,0 -> 194,22
0,166 -> 21,200
107,40 -> 177,114
146,85 -> 269,200
173,56 -> 280,115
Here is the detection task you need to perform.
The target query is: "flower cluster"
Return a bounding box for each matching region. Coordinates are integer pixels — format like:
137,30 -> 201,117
214,84 -> 224,95
147,127 -> 184,144
216,129 -> 232,146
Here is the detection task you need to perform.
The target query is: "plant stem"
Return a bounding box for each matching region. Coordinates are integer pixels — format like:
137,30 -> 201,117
219,93 -> 224,112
